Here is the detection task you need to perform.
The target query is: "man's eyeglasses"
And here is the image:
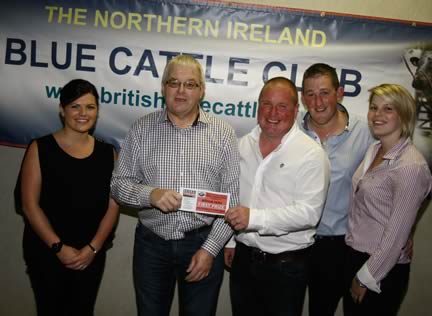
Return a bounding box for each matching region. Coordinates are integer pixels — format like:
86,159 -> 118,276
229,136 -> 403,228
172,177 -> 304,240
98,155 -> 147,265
165,79 -> 200,90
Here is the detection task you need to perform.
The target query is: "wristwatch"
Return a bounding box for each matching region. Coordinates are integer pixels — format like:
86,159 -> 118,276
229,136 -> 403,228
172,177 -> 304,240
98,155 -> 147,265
51,241 -> 63,254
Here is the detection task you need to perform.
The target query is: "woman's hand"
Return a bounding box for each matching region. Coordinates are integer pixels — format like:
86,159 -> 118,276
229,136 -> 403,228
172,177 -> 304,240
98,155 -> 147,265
350,276 -> 367,304
59,244 -> 95,270
57,244 -> 79,267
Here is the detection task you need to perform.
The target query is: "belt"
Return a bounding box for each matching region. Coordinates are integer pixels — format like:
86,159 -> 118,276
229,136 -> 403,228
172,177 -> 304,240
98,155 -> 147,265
237,242 -> 310,264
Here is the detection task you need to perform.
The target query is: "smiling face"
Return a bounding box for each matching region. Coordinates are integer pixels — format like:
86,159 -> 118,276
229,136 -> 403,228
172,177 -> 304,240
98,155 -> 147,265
258,80 -> 299,141
302,74 -> 344,128
162,63 -> 204,126
60,93 -> 98,134
367,95 -> 402,144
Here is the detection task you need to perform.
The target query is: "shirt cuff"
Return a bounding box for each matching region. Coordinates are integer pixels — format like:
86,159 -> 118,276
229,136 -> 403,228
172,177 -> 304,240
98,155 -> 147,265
201,229 -> 233,257
357,264 -> 381,293
225,236 -> 237,248
141,186 -> 157,207
247,208 -> 264,231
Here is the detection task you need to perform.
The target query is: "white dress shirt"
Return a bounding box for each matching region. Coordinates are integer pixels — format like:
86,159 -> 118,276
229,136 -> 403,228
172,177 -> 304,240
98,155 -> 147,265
229,122 -> 330,253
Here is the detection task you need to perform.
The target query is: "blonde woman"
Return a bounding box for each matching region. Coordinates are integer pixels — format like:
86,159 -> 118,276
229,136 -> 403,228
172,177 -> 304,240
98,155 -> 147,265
344,84 -> 431,315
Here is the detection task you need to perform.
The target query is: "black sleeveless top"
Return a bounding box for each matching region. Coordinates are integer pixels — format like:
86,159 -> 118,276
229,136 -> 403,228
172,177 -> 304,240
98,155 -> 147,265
23,134 -> 115,261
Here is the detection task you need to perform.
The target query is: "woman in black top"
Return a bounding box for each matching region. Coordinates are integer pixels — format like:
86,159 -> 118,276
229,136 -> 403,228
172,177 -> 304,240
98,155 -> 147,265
20,79 -> 119,316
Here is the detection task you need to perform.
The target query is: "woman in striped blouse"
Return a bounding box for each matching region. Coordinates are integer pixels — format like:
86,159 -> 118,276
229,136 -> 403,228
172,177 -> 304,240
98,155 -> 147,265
344,83 -> 432,315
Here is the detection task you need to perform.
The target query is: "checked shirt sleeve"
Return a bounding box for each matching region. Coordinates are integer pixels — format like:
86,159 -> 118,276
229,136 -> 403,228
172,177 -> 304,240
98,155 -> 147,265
201,128 -> 240,256
110,120 -> 155,208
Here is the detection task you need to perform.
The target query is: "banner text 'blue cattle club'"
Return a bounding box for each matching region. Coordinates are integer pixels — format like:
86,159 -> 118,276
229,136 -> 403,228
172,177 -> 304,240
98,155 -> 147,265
0,0 -> 431,149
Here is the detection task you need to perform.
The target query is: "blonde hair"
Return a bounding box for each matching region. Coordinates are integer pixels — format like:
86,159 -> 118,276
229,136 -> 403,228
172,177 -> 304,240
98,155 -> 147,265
368,84 -> 417,138
161,55 -> 205,90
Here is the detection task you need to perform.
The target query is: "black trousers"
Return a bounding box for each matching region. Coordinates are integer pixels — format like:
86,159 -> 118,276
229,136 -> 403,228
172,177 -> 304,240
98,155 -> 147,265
230,243 -> 309,316
26,251 -> 106,316
344,246 -> 410,316
308,235 -> 348,316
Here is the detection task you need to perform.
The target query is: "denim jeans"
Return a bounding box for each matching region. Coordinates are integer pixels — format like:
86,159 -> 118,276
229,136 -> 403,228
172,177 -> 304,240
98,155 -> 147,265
133,223 -> 224,316
230,243 -> 308,316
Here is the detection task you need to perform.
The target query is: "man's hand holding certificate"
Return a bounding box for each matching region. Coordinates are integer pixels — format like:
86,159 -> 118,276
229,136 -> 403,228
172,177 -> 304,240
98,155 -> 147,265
180,188 -> 230,216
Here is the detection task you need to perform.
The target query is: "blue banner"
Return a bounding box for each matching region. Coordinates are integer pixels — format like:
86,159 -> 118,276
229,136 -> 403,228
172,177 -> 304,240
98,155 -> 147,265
1,0 -> 431,167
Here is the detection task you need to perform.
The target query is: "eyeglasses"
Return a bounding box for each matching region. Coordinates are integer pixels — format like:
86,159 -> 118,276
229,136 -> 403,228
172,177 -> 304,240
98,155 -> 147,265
165,79 -> 200,90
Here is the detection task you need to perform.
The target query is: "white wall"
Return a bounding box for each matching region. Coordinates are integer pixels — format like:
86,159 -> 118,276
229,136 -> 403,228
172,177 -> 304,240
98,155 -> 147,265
1,1 -> 431,315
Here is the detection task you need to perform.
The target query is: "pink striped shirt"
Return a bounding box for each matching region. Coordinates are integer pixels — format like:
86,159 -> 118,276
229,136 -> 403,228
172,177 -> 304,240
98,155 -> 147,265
346,138 -> 432,291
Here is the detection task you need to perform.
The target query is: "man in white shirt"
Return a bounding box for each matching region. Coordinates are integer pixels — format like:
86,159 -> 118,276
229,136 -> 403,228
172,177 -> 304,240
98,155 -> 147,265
224,77 -> 330,316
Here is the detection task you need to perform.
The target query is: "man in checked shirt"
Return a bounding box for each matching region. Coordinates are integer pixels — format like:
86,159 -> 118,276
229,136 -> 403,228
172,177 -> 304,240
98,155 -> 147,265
111,55 -> 240,316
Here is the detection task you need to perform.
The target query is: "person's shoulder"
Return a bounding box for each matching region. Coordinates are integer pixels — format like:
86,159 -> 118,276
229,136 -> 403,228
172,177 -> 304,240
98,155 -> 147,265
295,126 -> 321,147
130,110 -> 164,130
384,141 -> 430,182
92,137 -> 116,161
36,133 -> 53,142
349,113 -> 369,132
94,136 -> 115,150
238,126 -> 258,147
34,133 -> 54,147
201,111 -> 229,125
400,142 -> 430,167
346,112 -> 374,148
293,130 -> 329,168
24,134 -> 49,156
139,110 -> 163,123
289,125 -> 326,156
201,111 -> 236,134
394,146 -> 432,189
